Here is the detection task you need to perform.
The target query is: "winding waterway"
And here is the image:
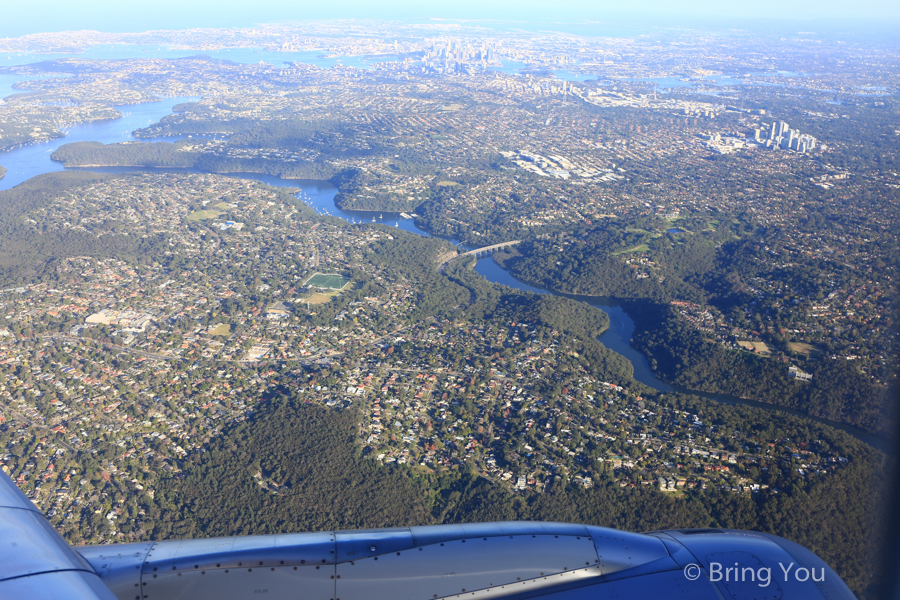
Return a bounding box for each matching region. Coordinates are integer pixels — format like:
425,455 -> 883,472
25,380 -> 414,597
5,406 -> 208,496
473,260 -> 888,450
0,97 -> 198,190
0,98 -> 887,451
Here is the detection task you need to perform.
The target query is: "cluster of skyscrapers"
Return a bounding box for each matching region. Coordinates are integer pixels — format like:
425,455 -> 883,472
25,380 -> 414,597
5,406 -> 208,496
422,39 -> 497,74
751,121 -> 817,153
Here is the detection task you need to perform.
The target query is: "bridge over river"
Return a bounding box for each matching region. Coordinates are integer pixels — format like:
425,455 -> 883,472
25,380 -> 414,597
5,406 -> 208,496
438,240 -> 521,266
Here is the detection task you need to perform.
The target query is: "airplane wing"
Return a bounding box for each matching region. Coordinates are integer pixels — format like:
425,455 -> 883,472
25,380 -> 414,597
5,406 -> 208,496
1,470 -> 857,599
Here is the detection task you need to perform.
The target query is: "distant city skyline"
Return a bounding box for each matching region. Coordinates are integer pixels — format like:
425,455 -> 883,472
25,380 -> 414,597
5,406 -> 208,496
3,0 -> 899,38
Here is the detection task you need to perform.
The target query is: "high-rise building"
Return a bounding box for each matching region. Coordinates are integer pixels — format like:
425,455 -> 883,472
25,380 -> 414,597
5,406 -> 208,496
762,122 -> 818,152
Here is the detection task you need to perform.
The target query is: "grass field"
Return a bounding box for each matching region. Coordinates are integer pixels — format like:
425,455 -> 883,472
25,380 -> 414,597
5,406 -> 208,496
612,244 -> 650,255
209,323 -> 231,336
625,227 -> 662,238
304,273 -> 350,290
738,341 -> 771,354
789,342 -> 820,356
305,292 -> 337,305
187,209 -> 224,221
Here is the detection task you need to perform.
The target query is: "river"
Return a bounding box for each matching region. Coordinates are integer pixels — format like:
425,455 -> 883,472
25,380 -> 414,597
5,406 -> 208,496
474,260 -> 888,450
0,97 -> 199,191
0,97 -> 887,451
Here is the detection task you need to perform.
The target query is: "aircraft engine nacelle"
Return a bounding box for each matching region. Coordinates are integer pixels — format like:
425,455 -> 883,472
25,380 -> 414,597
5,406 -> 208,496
1,471 -> 857,600
76,522 -> 857,600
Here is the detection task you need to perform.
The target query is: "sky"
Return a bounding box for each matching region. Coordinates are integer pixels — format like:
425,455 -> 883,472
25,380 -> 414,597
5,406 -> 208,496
2,0 -> 899,38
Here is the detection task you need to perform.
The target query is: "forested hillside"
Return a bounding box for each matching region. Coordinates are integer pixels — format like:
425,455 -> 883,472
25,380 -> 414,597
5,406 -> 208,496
0,171 -> 314,287
95,397 -> 884,597
0,172 -> 169,285
628,302 -> 893,436
52,141 -> 339,180
495,211 -> 897,437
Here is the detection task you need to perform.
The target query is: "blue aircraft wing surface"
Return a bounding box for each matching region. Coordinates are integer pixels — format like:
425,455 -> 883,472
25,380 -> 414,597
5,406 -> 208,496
0,470 -> 856,599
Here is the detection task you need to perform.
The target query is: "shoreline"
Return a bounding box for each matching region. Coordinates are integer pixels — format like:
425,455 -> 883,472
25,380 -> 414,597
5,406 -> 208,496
476,255 -> 892,451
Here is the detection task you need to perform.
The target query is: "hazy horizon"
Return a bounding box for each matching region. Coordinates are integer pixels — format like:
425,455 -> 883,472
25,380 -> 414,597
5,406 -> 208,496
3,0 -> 900,39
